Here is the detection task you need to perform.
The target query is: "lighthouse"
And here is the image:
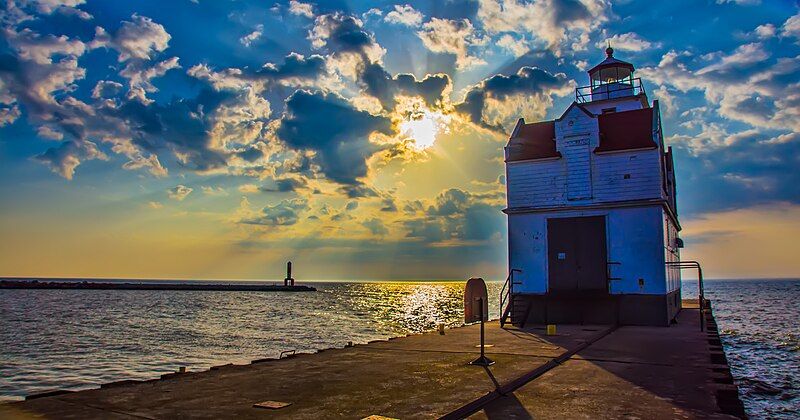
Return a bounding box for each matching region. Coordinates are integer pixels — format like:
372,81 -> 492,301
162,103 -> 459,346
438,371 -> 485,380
500,47 -> 682,327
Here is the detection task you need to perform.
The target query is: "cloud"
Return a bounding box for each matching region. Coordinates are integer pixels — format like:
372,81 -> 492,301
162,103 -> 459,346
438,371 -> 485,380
477,0 -> 608,54
201,185 -> 227,196
260,176 -> 308,192
639,46 -> 800,132
597,32 -> 660,51
362,217 -> 388,235
168,184 -> 193,200
358,62 -> 451,110
457,66 -> 571,128
3,27 -> 86,65
275,90 -> 393,185
35,140 -> 107,179
384,4 -> 424,27
240,197 -> 309,226
417,18 -> 486,70
309,13 -> 381,58
782,12 -> 800,41
119,56 -> 181,104
497,34 -> 530,57
91,80 -> 123,99
288,0 -> 314,18
92,14 -> 171,62
403,188 -> 504,243
239,24 -> 263,47
0,104 -> 21,126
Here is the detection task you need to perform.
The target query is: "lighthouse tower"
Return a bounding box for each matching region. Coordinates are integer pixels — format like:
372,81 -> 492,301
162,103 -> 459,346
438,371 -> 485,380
501,47 -> 682,327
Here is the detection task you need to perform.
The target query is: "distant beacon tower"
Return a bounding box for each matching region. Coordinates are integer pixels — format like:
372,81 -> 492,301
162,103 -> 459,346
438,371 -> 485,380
501,47 -> 682,327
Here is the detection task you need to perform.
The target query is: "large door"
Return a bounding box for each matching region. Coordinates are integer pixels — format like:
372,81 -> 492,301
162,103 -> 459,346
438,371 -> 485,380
547,216 -> 608,294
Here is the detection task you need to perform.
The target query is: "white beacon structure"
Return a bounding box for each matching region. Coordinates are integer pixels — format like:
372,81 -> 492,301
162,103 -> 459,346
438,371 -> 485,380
501,47 -> 682,327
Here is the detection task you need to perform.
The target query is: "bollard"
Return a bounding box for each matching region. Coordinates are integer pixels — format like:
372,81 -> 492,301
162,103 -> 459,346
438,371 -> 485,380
546,324 -> 557,336
438,323 -> 445,335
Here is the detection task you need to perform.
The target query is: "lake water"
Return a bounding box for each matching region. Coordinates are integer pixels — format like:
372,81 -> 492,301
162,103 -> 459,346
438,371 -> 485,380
1,279 -> 797,418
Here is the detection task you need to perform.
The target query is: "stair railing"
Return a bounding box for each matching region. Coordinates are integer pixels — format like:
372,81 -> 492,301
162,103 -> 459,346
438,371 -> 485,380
500,269 -> 522,324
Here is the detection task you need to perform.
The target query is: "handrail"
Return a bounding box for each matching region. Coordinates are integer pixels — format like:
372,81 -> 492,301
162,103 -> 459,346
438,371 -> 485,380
666,260 -> 705,331
500,269 -> 522,321
499,272 -> 511,319
575,77 -> 645,103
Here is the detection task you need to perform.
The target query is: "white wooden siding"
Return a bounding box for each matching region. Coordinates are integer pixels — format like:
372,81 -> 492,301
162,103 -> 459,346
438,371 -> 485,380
564,136 -> 592,200
506,101 -> 664,209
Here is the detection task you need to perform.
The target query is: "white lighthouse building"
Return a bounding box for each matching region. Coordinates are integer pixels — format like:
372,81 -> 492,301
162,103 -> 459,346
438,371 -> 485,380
501,47 -> 682,327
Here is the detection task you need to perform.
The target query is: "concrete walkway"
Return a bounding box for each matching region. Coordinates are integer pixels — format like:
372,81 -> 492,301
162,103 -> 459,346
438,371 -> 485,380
2,302 -> 741,419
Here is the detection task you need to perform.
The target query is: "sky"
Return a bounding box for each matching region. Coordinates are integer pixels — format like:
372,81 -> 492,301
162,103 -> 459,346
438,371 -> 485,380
0,0 -> 798,281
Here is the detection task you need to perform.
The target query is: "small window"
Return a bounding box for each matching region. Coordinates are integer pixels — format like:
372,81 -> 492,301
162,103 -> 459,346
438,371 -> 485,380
601,107 -> 617,114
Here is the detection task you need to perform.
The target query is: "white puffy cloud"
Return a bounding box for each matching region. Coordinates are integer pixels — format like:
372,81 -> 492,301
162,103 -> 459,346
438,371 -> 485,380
91,14 -> 171,62
476,0 -> 609,55
497,34 -> 529,57
4,28 -> 86,64
288,0 -> 314,18
782,12 -> 800,41
119,56 -> 181,104
640,44 -> 800,132
384,4 -> 424,27
597,32 -> 660,51
417,18 -> 486,70
35,140 -> 108,179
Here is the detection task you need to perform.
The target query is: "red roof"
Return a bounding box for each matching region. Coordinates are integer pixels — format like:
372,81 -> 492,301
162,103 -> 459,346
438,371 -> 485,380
506,121 -> 560,161
596,108 -> 657,153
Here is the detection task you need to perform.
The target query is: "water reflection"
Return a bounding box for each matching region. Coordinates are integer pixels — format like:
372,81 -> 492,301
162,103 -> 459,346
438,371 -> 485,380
0,280 -> 501,399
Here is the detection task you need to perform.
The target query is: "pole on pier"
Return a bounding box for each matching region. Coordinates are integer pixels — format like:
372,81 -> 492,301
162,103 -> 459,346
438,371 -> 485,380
465,277 -> 494,366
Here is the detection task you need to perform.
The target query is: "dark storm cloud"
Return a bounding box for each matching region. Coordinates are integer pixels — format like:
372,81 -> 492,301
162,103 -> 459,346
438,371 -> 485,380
456,66 -> 569,127
276,90 -> 393,185
359,62 -> 451,109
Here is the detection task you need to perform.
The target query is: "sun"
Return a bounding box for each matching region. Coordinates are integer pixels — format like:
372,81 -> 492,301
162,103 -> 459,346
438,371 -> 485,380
399,110 -> 449,150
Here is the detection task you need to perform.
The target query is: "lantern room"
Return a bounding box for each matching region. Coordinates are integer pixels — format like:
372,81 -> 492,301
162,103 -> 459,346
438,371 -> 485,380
577,46 -> 644,102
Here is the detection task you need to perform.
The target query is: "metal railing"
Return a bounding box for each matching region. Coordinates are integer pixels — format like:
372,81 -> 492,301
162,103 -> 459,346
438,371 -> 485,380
575,78 -> 645,103
666,260 -> 705,331
499,269 -> 522,325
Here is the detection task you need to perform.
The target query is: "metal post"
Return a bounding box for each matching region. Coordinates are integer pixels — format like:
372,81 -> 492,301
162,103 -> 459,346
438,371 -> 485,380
470,297 -> 495,366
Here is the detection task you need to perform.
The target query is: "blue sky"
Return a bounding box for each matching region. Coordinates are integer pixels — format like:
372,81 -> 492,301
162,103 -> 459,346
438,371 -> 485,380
0,0 -> 799,280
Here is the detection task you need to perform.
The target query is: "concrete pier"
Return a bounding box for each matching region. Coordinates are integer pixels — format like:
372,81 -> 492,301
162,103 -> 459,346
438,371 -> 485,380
1,300 -> 744,419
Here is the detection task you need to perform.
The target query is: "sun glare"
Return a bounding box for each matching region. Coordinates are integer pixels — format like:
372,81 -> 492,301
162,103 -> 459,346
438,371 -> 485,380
399,110 -> 449,150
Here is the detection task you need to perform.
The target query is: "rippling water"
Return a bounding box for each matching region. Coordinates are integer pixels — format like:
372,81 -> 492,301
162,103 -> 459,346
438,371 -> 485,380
1,279 -> 797,418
